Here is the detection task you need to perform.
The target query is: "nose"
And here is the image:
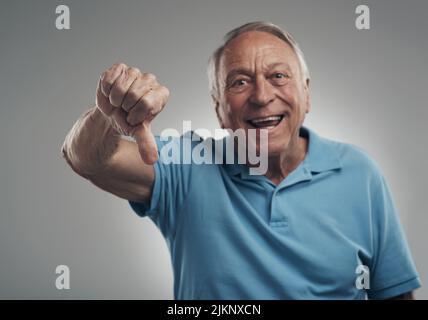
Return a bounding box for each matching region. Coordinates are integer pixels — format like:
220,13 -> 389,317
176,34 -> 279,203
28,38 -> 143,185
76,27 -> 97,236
249,76 -> 275,107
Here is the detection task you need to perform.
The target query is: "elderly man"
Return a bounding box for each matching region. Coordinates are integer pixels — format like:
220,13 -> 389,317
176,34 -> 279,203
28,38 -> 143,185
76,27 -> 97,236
62,22 -> 420,299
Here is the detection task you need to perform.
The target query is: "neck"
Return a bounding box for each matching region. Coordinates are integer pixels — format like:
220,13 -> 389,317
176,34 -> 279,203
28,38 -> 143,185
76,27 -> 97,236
265,135 -> 308,185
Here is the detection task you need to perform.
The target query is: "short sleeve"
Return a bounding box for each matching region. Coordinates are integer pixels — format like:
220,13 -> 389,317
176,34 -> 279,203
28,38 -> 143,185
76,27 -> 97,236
367,173 -> 421,299
128,134 -> 194,241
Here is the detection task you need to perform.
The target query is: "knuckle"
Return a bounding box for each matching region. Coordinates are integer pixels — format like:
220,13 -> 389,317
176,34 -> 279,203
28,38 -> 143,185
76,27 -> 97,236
102,77 -> 114,88
114,62 -> 127,70
148,108 -> 158,117
102,63 -> 126,81
102,73 -> 116,85
128,67 -> 141,75
143,72 -> 156,82
161,86 -> 170,99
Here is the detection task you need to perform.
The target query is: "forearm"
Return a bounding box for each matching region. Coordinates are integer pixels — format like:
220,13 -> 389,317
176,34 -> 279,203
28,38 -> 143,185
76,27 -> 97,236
61,106 -> 121,177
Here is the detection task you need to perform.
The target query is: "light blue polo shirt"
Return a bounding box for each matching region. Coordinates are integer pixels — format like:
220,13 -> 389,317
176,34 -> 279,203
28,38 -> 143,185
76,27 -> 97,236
129,127 -> 421,299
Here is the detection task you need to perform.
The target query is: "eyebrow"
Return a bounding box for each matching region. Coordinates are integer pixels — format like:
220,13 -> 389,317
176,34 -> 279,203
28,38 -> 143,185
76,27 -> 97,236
226,62 -> 292,82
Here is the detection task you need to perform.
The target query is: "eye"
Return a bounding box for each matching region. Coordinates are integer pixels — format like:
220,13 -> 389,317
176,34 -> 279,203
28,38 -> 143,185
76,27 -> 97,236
227,78 -> 252,92
273,72 -> 288,79
232,79 -> 249,87
271,72 -> 290,85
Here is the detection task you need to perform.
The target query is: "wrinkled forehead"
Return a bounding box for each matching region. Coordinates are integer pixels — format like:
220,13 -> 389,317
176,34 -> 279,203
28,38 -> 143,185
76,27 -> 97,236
220,31 -> 299,74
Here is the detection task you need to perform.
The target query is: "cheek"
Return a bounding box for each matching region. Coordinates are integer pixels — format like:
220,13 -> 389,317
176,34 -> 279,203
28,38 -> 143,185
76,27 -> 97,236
278,85 -> 298,104
225,94 -> 248,115
278,85 -> 306,115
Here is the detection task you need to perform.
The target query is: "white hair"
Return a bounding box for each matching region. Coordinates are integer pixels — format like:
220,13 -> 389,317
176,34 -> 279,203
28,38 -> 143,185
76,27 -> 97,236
207,21 -> 310,101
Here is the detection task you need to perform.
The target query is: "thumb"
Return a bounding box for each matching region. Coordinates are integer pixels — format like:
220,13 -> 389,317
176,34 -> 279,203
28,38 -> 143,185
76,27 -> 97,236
133,122 -> 159,165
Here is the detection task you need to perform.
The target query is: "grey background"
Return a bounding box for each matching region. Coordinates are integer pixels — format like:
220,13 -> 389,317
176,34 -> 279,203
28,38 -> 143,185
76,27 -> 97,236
0,0 -> 427,299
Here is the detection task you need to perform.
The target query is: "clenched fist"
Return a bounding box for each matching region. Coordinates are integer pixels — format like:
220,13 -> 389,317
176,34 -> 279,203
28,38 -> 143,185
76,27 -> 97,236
96,63 -> 169,165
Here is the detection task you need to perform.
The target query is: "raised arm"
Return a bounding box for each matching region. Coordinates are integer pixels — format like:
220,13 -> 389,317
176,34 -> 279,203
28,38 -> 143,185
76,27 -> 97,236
61,63 -> 169,202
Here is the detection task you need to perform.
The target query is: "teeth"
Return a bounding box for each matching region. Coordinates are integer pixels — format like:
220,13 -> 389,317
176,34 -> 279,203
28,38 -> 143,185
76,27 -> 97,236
251,116 -> 282,124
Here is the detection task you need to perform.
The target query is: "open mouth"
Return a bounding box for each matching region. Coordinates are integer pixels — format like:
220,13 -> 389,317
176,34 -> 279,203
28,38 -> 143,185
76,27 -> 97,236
247,115 -> 285,129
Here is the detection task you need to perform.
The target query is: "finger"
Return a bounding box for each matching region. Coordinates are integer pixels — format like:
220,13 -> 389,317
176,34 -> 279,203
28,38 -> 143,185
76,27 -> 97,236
133,122 -> 158,165
109,67 -> 141,108
96,79 -> 114,116
121,73 -> 157,112
110,107 -> 134,135
126,86 -> 169,126
100,63 -> 127,97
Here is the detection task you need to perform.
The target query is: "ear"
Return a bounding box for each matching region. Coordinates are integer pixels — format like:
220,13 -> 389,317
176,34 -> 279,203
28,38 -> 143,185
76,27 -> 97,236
304,78 -> 311,114
212,94 -> 225,129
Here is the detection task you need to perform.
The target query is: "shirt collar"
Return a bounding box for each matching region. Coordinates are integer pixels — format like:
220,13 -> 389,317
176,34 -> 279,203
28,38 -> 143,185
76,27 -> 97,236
302,126 -> 343,173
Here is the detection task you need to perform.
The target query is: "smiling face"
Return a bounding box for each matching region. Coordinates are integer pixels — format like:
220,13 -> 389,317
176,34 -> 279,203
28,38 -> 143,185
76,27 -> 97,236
215,31 -> 310,157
